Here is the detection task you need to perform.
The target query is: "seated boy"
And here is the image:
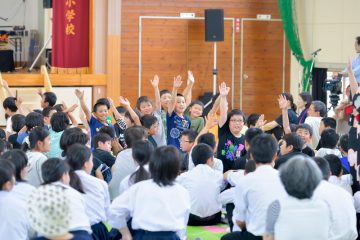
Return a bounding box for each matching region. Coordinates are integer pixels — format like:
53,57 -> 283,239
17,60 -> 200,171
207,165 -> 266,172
93,132 -> 116,168
324,154 -> 353,195
294,123 -> 315,157
140,114 -> 159,149
177,144 -> 224,226
179,129 -> 197,172
275,133 -> 306,169
316,117 -> 337,150
315,128 -> 342,158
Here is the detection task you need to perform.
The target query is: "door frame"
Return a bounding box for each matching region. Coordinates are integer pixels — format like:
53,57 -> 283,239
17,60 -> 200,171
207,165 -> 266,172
139,16 -> 236,108
240,18 -> 286,109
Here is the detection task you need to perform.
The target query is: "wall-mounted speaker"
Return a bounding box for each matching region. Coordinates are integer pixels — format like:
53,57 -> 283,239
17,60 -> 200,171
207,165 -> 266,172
205,9 -> 224,42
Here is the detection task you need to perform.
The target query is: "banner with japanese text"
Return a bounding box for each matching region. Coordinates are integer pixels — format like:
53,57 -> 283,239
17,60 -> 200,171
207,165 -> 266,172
52,0 -> 89,73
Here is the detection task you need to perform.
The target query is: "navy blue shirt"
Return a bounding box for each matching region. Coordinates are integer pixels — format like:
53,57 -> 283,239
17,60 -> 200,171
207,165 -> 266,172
166,111 -> 191,151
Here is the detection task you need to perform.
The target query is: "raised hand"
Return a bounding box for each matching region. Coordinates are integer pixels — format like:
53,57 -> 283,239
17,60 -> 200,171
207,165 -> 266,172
150,74 -> 159,88
119,96 -> 130,107
219,82 -> 230,97
75,89 -> 84,100
205,112 -> 219,129
173,75 -> 182,89
37,88 -> 44,96
255,114 -> 267,128
66,103 -> 78,113
15,97 -> 23,108
187,70 -> 195,84
107,97 -> 115,106
278,94 -> 288,110
0,79 -> 9,89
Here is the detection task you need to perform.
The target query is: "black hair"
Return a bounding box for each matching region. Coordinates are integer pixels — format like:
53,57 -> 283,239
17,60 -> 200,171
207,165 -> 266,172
245,127 -> 263,144
356,36 -> 360,45
299,92 -> 313,109
99,126 -> 116,138
290,124 -> 297,132
33,109 -> 42,114
250,133 -> 278,164
42,158 -> 70,185
66,143 -> 92,193
320,128 -> 339,149
116,106 -> 127,114
160,89 -> 171,97
0,160 -> 15,189
197,133 -> 216,149
129,140 -> 153,185
313,156 -> 331,180
3,97 -> 18,112
244,160 -> 256,174
50,111 -> 70,133
149,146 -> 180,187
282,92 -> 297,112
25,112 -> 44,131
0,150 -> 28,182
283,133 -> 304,152
225,109 -> 246,128
22,126 -> 50,152
191,143 -> 214,166
93,133 -> 112,148
124,126 -> 147,148
140,114 -> 158,129
295,123 -> 313,137
339,134 -> 349,153
60,127 -> 89,156
93,99 -> 110,113
11,114 -> 25,133
246,113 -> 260,127
324,154 -> 342,177
265,126 -> 284,141
43,92 -> 57,107
0,129 -> 5,140
53,103 -> 64,112
42,106 -> 55,117
188,100 -> 204,110
321,117 -> 337,129
180,129 -> 198,142
0,139 -> 8,155
136,96 -> 153,110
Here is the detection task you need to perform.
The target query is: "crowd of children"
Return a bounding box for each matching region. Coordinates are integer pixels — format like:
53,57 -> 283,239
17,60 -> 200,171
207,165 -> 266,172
0,60 -> 360,240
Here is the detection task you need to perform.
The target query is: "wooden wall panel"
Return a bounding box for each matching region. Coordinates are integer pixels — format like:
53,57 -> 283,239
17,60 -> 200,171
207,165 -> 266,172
120,0 -> 290,115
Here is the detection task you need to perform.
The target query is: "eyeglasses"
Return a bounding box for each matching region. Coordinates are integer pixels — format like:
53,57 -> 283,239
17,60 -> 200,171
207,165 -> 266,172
230,119 -> 243,123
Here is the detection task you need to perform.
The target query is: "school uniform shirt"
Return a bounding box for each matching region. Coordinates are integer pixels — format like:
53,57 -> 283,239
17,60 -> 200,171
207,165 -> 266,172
0,191 -> 31,239
75,170 -> 110,225
226,170 -> 246,187
354,191 -> 360,213
315,148 -> 342,158
119,164 -> 150,195
11,181 -> 36,202
51,182 -> 92,233
216,124 -> 245,172
188,151 -> 224,173
5,116 -> 14,135
233,165 -> 286,236
152,110 -> 166,147
328,174 -> 353,195
26,151 -> 48,187
177,164 -> 224,218
305,116 -> 322,149
109,179 -> 190,237
109,148 -> 136,200
313,180 -> 358,240
166,111 -> 191,151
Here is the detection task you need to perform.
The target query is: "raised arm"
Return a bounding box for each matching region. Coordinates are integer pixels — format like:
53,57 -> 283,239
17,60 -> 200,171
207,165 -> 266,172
167,75 -> 182,115
347,59 -> 359,97
278,94 -> 291,134
218,82 -> 230,128
194,112 -> 219,145
182,70 -> 195,107
62,102 -> 79,127
75,89 -> 91,122
0,79 -> 14,98
150,74 -> 161,111
208,94 -> 221,116
108,97 -> 122,121
119,96 -> 141,126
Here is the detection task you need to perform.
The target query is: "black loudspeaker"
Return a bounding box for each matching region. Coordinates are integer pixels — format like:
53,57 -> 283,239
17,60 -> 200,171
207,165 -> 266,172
43,0 -> 52,8
205,9 -> 224,42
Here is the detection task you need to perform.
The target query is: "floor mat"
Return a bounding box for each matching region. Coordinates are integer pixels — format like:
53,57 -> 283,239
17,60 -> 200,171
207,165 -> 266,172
187,224 -> 229,240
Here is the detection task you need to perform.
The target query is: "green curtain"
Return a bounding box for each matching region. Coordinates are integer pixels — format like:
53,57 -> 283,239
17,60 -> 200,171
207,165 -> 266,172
278,0 -> 313,92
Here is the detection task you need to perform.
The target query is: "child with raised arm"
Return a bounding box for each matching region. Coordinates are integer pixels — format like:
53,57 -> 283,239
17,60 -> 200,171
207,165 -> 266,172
166,75 -> 191,151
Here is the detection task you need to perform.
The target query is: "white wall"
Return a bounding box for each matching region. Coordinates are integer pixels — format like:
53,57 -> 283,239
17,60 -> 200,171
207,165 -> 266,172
290,0 -> 360,96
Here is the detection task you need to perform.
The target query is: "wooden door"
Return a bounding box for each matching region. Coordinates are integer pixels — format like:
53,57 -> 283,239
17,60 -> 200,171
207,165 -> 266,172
241,20 -> 287,121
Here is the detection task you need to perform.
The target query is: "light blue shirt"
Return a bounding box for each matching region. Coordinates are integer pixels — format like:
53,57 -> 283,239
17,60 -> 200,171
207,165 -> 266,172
343,54 -> 360,82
